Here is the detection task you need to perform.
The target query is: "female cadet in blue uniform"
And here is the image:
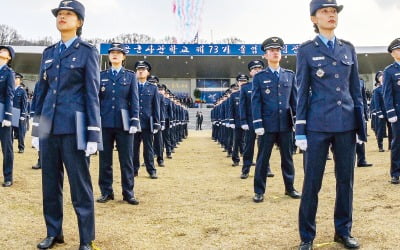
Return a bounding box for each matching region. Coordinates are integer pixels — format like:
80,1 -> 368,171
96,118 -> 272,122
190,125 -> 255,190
295,1 -> 364,249
32,1 -> 100,249
251,37 -> 300,203
0,45 -> 15,187
12,72 -> 28,153
97,43 -> 139,205
382,38 -> 400,184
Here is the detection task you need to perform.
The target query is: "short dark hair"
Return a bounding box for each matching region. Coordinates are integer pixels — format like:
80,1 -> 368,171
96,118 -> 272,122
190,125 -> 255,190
76,15 -> 83,37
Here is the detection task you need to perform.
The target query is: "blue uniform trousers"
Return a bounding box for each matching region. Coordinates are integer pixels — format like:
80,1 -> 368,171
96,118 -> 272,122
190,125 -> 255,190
13,120 -> 26,150
355,143 -> 366,165
376,118 -> 392,149
40,134 -> 94,244
254,131 -> 295,194
232,127 -> 244,163
163,127 -> 172,155
133,130 -> 156,175
154,130 -> 164,163
0,126 -> 13,182
225,128 -> 233,154
299,130 -> 355,242
390,121 -> 400,178
99,128 -> 134,199
242,130 -> 256,174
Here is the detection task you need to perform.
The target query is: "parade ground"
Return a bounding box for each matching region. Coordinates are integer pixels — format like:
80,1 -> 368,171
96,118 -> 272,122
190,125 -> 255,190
0,129 -> 399,249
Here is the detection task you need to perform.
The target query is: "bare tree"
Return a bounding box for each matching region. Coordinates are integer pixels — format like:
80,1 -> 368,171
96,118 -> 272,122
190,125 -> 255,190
0,24 -> 21,44
217,36 -> 245,44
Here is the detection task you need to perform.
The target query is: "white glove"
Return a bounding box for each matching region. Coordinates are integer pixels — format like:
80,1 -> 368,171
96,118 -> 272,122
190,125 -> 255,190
295,139 -> 308,151
161,125 -> 165,131
20,117 -> 25,121
356,135 -> 364,145
389,116 -> 398,123
153,129 -> 158,134
255,128 -> 265,136
85,142 -> 98,157
32,136 -> 39,151
378,115 -> 384,119
129,126 -> 138,134
241,124 -> 249,130
1,120 -> 11,127
230,124 -> 235,129
216,123 -> 220,127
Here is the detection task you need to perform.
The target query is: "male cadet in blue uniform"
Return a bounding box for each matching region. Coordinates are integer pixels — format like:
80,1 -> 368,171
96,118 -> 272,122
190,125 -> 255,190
148,75 -> 166,167
295,1 -> 364,249
383,38 -> 400,184
30,82 -> 41,170
251,37 -> 300,203
31,1 -> 100,249
0,45 -> 15,187
356,79 -> 373,167
240,60 -> 274,179
12,72 -> 28,153
163,88 -> 174,158
229,76 -> 246,167
133,61 -> 160,179
374,71 -> 392,152
97,43 -> 139,205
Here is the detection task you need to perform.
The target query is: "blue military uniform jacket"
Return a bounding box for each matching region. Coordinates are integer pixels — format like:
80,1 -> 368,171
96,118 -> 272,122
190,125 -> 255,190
99,68 -> 139,129
239,81 -> 253,130
229,91 -> 241,127
164,97 -> 173,127
252,68 -> 297,132
383,62 -> 400,119
295,36 -> 364,137
13,86 -> 27,119
33,38 -> 101,143
373,85 -> 386,118
0,65 -> 15,121
138,82 -> 160,131
158,92 -> 165,128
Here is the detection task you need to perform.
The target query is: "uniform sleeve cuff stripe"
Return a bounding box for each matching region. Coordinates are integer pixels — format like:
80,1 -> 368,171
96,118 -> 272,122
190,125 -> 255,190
87,126 -> 101,131
387,109 -> 395,113
296,120 -> 306,125
253,119 -> 262,123
130,117 -> 139,121
5,112 -> 12,115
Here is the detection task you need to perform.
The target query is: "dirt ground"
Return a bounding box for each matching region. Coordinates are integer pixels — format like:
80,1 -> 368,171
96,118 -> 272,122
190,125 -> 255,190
0,128 -> 399,250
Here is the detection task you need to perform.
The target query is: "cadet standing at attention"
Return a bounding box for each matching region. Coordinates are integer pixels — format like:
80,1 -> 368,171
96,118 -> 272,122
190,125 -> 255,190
295,1 -> 365,249
383,38 -> 400,184
133,61 -> 160,179
251,37 -> 300,203
12,72 -> 28,153
32,1 -> 100,249
0,45 -> 15,187
97,43 -> 139,205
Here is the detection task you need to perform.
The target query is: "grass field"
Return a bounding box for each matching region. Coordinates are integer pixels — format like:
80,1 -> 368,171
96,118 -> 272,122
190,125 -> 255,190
0,129 -> 398,249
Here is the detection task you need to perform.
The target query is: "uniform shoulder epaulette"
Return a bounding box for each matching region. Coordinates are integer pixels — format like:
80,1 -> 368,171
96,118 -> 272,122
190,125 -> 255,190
44,43 -> 58,52
384,63 -> 395,72
283,68 -> 295,74
299,40 -> 313,48
125,69 -> 136,74
79,40 -> 96,48
254,69 -> 267,77
100,69 -> 107,73
339,39 -> 354,48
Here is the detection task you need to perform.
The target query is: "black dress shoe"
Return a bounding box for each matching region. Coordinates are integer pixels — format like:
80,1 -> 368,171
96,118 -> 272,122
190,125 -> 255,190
150,172 -> 158,179
253,193 -> 264,203
134,171 -> 138,177
2,181 -> 12,187
171,149 -> 175,153
158,162 -> 165,167
251,162 -> 256,166
357,163 -> 373,167
334,234 -> 360,249
96,193 -> 114,203
79,243 -> 93,250
285,190 -> 301,199
37,235 -> 64,249
32,164 -> 41,169
391,176 -> 400,184
232,162 -> 239,167
123,197 -> 139,205
379,148 -> 385,152
298,241 -> 313,250
166,154 -> 172,159
18,149 -> 24,153
240,173 -> 249,179
267,171 -> 274,177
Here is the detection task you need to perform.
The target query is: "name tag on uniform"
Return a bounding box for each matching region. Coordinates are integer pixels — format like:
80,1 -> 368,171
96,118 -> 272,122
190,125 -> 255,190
247,91 -> 252,93
45,59 -> 53,64
101,79 -> 109,82
395,73 -> 400,76
263,80 -> 271,84
312,56 -> 325,61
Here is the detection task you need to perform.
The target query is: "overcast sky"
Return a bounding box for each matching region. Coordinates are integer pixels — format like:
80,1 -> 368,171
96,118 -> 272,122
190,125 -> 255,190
1,0 -> 399,46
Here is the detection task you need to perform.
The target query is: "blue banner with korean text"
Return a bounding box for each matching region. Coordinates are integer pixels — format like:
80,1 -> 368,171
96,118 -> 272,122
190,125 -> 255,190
100,43 -> 300,56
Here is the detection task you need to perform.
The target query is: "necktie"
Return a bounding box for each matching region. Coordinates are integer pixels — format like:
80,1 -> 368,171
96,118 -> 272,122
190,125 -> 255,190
112,70 -> 117,77
60,43 -> 66,54
274,71 -> 279,80
139,83 -> 143,92
327,40 -> 334,52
